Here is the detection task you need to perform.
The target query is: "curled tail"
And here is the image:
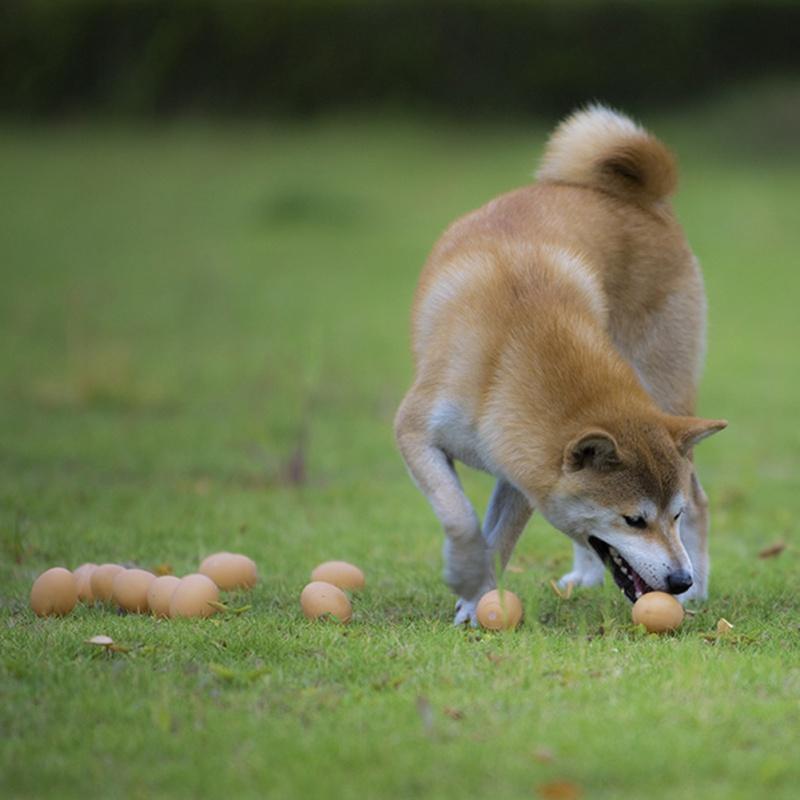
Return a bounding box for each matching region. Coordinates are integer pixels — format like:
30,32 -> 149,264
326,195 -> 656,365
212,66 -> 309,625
536,104 -> 677,204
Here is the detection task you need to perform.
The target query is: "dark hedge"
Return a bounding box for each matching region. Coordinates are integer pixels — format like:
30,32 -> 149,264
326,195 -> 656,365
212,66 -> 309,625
1,0 -> 799,118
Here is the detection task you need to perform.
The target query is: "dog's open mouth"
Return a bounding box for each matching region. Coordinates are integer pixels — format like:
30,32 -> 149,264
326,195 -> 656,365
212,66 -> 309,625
588,536 -> 655,602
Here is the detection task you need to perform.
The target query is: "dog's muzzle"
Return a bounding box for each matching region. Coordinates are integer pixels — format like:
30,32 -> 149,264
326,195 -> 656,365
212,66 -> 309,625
588,536 -> 656,603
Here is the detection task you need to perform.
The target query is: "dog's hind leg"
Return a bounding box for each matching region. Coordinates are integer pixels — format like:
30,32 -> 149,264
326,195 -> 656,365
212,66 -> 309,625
453,480 -> 532,625
558,541 -> 606,590
677,470 -> 709,602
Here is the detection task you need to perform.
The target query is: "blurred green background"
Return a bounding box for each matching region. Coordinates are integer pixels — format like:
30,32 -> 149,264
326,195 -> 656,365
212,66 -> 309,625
2,3 -> 800,799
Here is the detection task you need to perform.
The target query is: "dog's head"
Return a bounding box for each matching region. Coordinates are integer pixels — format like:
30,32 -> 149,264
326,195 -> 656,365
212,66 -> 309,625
543,414 -> 726,601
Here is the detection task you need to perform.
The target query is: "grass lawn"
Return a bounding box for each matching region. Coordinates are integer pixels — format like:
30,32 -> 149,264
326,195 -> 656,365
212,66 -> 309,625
1,110 -> 799,800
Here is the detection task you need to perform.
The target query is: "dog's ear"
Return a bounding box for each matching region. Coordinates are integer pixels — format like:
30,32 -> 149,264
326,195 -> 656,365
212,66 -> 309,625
564,429 -> 621,472
668,416 -> 728,456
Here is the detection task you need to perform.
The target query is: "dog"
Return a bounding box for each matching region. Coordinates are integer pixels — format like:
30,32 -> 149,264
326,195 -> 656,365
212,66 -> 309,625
395,105 -> 727,625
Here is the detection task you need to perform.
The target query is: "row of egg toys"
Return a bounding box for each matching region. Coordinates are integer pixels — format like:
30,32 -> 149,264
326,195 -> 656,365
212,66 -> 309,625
29,552 -> 258,619
301,570 -> 689,635
299,562 -> 525,631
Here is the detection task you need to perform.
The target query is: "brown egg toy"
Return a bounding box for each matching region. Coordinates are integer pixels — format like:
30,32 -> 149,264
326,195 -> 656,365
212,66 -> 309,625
112,568 -> 156,613
30,567 -> 78,617
169,574 -> 220,618
310,560 -> 365,591
198,552 -> 258,590
147,575 -> 182,617
300,581 -> 352,623
631,591 -> 685,633
73,563 -> 98,604
476,589 -> 523,630
90,564 -> 126,603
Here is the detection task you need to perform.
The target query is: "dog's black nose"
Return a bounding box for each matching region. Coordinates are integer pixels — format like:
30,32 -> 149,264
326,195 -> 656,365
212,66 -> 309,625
666,569 -> 693,595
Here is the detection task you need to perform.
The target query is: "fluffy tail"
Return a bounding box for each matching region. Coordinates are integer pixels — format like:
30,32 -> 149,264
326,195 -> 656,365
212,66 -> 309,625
536,104 -> 677,204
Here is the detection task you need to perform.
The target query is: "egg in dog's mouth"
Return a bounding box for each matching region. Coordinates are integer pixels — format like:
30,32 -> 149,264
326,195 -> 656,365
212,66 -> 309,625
588,536 -> 655,602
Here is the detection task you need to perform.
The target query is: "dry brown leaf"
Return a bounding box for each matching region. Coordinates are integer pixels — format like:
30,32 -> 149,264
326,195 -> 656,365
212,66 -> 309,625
717,618 -> 734,635
537,780 -> 583,800
549,579 -> 573,600
443,706 -> 464,720
758,541 -> 786,559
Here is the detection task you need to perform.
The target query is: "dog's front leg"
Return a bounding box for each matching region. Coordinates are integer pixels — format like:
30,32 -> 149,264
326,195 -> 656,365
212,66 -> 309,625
558,541 -> 606,590
453,480 -> 533,625
396,427 -> 489,612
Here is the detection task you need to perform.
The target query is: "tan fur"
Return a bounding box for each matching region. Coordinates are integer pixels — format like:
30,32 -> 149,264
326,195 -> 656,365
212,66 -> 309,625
395,106 -> 726,621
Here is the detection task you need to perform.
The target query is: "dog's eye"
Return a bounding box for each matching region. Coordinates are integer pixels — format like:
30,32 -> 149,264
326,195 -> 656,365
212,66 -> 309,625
674,509 -> 684,521
623,514 -> 647,529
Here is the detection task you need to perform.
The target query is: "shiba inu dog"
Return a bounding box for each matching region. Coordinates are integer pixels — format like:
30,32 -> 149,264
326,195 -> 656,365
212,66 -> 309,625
395,105 -> 726,625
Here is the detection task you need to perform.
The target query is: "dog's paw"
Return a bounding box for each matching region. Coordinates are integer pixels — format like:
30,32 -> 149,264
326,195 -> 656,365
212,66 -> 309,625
453,580 -> 496,626
558,566 -> 605,590
453,597 -> 479,627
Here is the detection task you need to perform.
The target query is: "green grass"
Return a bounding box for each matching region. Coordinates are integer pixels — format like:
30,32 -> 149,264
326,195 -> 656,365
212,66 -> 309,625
1,110 -> 799,800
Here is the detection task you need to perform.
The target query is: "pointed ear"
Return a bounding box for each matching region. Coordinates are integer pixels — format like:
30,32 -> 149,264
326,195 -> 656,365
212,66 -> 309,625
564,429 -> 621,472
669,416 -> 728,456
